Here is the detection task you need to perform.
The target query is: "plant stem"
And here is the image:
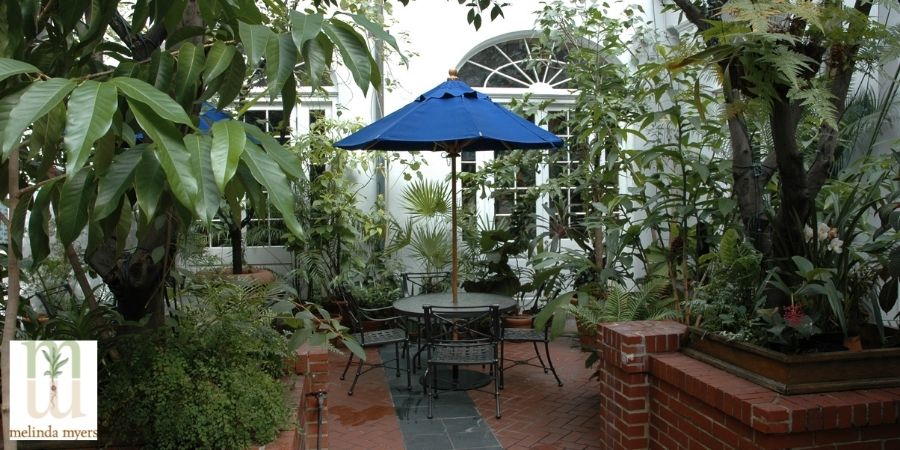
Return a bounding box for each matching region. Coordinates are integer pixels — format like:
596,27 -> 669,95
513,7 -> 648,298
2,145 -> 21,450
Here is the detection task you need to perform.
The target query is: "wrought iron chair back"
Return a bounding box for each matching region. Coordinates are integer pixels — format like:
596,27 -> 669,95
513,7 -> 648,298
401,271 -> 451,297
338,291 -> 411,395
422,304 -> 503,418
500,281 -> 564,387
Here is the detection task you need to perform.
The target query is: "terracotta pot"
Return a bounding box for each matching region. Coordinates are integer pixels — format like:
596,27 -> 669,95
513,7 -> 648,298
221,267 -> 277,284
843,335 -> 863,352
503,315 -> 534,328
576,321 -> 600,351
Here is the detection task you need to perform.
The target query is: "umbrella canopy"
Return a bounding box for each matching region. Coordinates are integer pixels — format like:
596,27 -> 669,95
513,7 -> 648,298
334,78 -> 563,152
334,71 -> 564,303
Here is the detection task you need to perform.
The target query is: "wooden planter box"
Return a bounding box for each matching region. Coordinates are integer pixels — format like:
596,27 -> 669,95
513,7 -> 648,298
682,327 -> 900,395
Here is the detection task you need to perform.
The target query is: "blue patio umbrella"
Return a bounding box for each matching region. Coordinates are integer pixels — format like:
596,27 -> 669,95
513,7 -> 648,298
335,70 -> 564,303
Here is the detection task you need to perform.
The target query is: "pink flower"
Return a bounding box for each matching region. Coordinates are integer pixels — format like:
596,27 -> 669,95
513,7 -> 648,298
783,304 -> 806,327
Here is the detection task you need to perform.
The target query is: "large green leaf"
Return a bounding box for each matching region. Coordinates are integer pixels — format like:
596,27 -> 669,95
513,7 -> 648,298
238,21 -> 275,67
111,77 -> 193,127
216,54 -> 247,109
323,19 -> 372,94
203,41 -> 236,83
349,13 -> 399,52
31,102 -> 66,169
241,142 -> 302,237
28,179 -> 59,268
211,119 -> 246,192
301,34 -> 333,89
150,50 -> 176,91
174,41 -> 205,107
281,72 -> 297,135
56,168 -> 94,247
243,123 -> 302,179
0,88 -> 25,161
64,80 -> 118,174
289,11 -> 324,53
185,133 -> 219,224
265,33 -> 298,98
94,146 -> 142,220
1,78 -> 76,157
0,58 -> 39,83
134,146 -> 164,219
10,190 -> 35,258
127,99 -> 198,209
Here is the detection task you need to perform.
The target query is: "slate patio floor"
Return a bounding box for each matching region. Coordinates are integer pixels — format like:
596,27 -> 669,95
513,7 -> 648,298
326,331 -> 604,450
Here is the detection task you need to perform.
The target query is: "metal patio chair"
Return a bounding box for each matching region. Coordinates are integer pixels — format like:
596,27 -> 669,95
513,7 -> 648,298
423,304 -> 502,419
500,283 -> 563,388
339,293 -> 411,396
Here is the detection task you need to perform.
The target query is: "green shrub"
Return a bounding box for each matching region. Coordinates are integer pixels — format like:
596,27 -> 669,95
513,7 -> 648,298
99,280 -> 291,449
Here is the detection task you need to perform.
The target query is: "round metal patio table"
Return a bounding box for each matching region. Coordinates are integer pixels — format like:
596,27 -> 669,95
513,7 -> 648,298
393,292 -> 516,391
393,292 -> 517,316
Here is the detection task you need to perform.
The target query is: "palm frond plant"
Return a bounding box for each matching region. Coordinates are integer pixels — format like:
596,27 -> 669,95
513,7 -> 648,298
401,179 -> 450,218
408,223 -> 451,273
389,179 -> 453,273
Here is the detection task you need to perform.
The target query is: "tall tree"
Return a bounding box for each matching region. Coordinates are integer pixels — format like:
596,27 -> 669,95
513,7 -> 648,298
668,0 -> 896,295
0,0 -> 510,446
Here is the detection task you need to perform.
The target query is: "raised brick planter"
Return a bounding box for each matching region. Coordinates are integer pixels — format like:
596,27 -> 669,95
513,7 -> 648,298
250,344 -> 330,450
595,320 -> 900,450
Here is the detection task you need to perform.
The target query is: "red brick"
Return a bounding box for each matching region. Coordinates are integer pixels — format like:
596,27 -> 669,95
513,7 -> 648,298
711,421 -> 745,448
752,430 -> 815,449
814,427 -> 861,445
859,423 -> 900,441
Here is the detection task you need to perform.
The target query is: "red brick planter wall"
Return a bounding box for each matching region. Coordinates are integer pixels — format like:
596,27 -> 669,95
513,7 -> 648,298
251,344 -> 330,450
596,321 -> 900,450
296,344 -> 330,450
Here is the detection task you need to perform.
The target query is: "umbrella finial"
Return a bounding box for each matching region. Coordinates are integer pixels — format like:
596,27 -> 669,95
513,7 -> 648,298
448,68 -> 459,80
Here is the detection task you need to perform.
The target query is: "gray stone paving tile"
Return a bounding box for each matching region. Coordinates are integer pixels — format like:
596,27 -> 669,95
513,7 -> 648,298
403,433 -> 454,450
380,345 -> 502,450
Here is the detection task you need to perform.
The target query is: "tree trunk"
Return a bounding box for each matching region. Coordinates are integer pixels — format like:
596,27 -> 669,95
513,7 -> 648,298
88,209 -> 179,325
230,222 -> 243,275
2,146 -> 21,450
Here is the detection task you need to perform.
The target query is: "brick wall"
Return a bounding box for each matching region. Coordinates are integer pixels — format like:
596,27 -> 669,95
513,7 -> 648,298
595,320 -> 900,450
252,344 -> 330,450
296,344 -> 330,450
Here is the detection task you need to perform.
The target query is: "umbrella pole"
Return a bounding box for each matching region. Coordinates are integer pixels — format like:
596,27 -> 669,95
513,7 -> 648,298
450,147 -> 459,304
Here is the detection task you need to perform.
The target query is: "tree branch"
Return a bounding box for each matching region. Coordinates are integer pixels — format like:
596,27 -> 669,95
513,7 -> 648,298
670,0 -> 712,32
807,0 -> 874,194
110,12 -> 168,60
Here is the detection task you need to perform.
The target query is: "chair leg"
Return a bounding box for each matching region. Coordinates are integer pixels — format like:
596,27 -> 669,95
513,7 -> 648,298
544,339 -> 563,387
405,341 -> 412,390
340,353 -> 354,380
533,341 -> 547,371
494,362 -> 501,419
499,339 -> 506,389
426,366 -> 435,419
394,342 -> 401,377
348,356 -> 364,395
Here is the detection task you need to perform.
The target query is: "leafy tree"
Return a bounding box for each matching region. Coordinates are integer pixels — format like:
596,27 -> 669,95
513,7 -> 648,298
0,0 -> 508,446
667,0 -> 899,304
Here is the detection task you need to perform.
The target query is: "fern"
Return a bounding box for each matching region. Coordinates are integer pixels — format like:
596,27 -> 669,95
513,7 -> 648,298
789,82 -> 839,130
760,46 -> 815,92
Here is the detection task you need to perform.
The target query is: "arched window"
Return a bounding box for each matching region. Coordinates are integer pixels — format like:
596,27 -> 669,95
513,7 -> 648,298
455,34 -> 582,240
458,37 -> 571,89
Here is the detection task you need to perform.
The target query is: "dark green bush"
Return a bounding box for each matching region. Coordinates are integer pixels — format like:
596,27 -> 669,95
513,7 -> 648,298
99,281 -> 291,449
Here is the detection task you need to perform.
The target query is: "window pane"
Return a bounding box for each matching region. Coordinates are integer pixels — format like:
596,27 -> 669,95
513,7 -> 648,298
494,191 -> 514,215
